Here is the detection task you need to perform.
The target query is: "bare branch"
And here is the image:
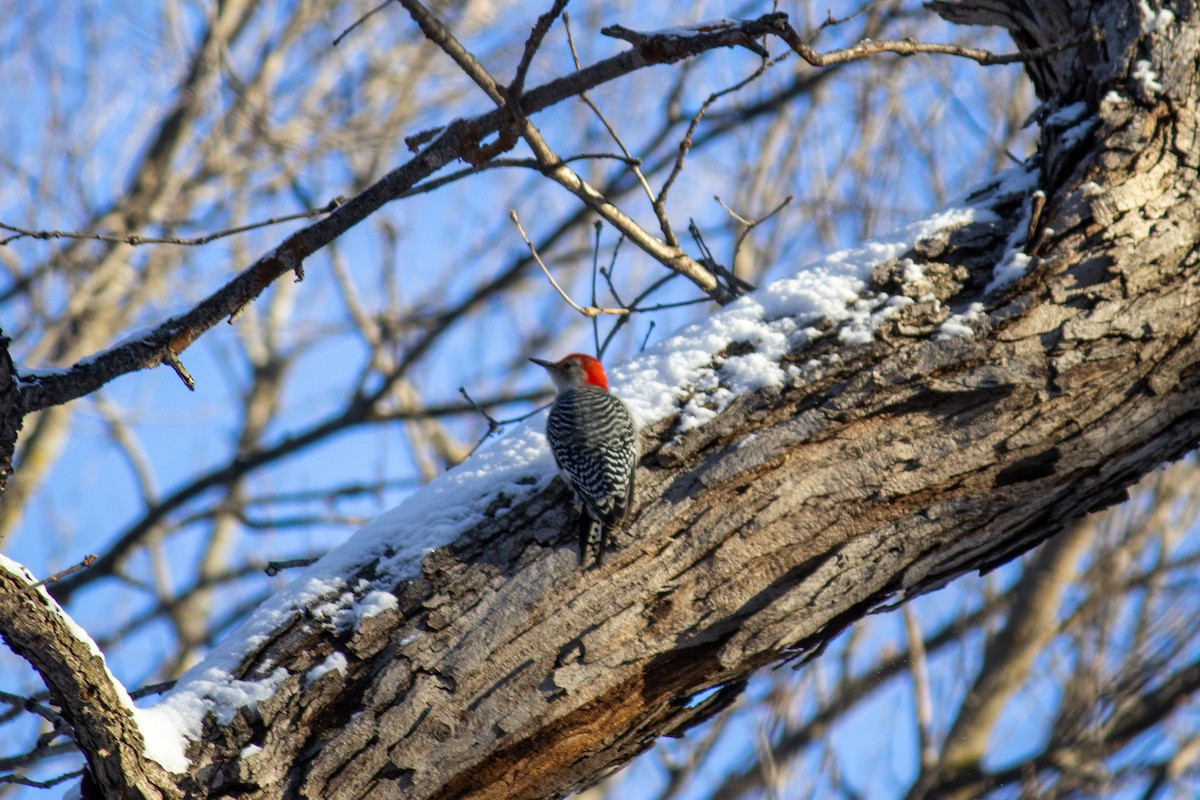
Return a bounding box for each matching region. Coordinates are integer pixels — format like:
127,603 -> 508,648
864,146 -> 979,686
510,210 -> 629,318
460,385 -> 548,456
0,198 -> 345,248
780,31 -> 1088,67
396,0 -> 508,106
657,57 -> 773,232
0,560 -> 178,798
0,768 -> 85,789
562,12 -> 662,218
601,14 -> 1087,69
400,0 -> 746,301
18,555 -> 97,595
162,352 -> 196,391
601,19 -> 772,60
332,0 -> 392,47
715,193 -> 793,266
509,0 -> 572,102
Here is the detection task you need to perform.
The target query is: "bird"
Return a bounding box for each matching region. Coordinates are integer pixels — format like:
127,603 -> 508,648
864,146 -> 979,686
531,353 -> 638,566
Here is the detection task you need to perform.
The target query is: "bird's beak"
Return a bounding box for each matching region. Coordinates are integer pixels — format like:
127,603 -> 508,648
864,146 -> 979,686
529,357 -> 556,371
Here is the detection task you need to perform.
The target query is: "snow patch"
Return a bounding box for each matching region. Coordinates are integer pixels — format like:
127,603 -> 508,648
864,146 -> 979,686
350,589 -> 397,620
938,302 -> 987,339
136,666 -> 287,772
314,586 -> 398,631
1061,118 -> 1097,149
988,248 -> 1034,295
132,703 -> 195,774
1040,102 -> 1095,150
1139,0 -> 1176,32
985,178 -> 1041,294
1133,60 -> 1163,95
304,652 -> 348,687
1043,101 -> 1087,128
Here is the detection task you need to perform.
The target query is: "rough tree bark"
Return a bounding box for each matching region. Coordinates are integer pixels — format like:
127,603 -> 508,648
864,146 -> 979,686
3,0 -> 1198,797
0,334 -> 20,489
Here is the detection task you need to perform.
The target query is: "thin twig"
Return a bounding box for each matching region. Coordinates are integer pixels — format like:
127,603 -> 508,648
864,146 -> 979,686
778,28 -> 1091,67
460,386 -> 503,434
0,769 -> 85,789
401,153 -> 642,198
657,59 -> 771,229
639,321 -> 656,353
163,352 -> 196,391
599,270 -> 680,358
510,211 -> 629,318
562,12 -> 662,216
0,198 -> 345,248
714,196 -> 754,227
598,233 -> 629,307
264,558 -> 318,577
811,2 -> 880,44
716,193 -> 793,266
510,0 -> 571,102
591,220 -> 603,357
0,691 -> 65,727
460,386 -> 549,455
333,0 -> 392,47
689,219 -> 755,294
129,681 -> 176,700
18,555 -> 97,595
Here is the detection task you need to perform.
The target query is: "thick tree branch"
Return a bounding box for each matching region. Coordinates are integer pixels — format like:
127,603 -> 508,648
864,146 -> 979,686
0,334 -> 20,491
0,559 -> 179,799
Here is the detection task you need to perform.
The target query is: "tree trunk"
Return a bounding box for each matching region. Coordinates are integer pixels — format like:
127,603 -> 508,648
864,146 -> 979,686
8,0 -> 1198,797
0,333 -> 20,491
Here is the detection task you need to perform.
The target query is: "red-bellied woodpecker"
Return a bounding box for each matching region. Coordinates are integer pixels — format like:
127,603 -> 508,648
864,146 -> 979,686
531,353 -> 637,566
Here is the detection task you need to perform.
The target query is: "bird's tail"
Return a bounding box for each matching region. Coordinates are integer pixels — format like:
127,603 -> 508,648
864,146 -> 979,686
578,513 -> 607,568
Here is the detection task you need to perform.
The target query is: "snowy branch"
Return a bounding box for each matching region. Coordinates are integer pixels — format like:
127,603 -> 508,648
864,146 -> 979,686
0,558 -> 179,798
